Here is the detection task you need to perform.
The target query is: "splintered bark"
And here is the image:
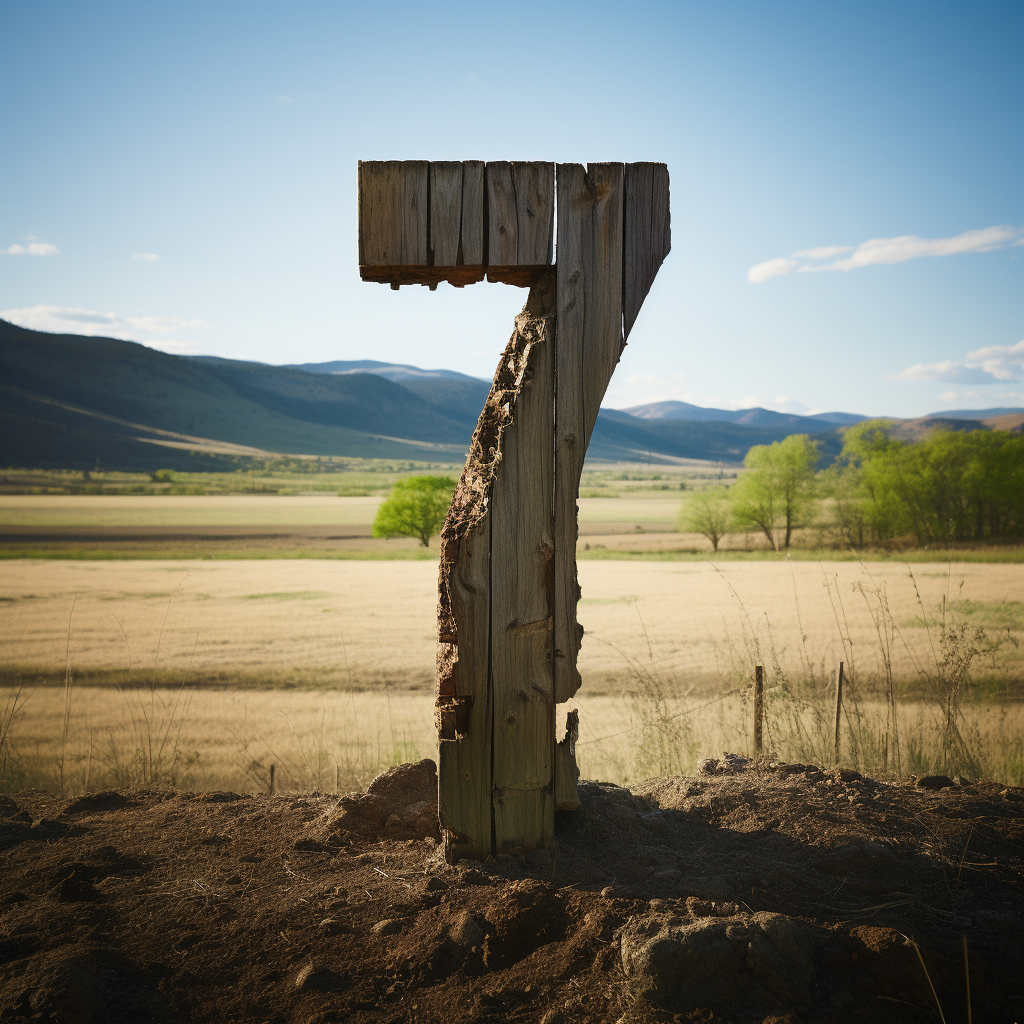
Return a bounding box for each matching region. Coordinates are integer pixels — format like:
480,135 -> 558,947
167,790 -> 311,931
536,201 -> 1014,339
436,272 -> 563,860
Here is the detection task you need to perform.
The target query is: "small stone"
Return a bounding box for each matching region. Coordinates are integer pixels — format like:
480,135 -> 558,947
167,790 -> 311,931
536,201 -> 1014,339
600,886 -> 618,898
837,768 -> 862,783
448,911 -> 484,947
293,838 -> 329,852
317,918 -> 349,936
425,876 -> 447,891
371,918 -> 403,936
917,775 -> 955,790
294,963 -> 343,992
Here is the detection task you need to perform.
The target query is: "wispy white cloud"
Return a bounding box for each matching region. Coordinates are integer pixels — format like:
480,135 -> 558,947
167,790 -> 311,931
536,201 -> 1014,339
888,339 -> 1024,384
749,224 -> 1024,283
5,241 -> 60,256
131,252 -> 160,262
0,304 -> 208,347
747,257 -> 798,283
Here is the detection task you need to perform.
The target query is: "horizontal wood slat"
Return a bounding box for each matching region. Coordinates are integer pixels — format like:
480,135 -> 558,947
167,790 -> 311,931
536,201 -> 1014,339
359,160 -> 556,287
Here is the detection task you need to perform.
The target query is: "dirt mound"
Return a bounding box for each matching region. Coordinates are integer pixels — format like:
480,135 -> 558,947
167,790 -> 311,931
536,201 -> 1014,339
0,762 -> 1021,1023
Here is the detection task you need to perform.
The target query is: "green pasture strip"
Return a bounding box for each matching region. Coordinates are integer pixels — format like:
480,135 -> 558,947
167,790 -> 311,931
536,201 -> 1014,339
0,545 -> 440,561
577,547 -> 1024,563
0,665 -> 431,692
3,543 -> 1023,563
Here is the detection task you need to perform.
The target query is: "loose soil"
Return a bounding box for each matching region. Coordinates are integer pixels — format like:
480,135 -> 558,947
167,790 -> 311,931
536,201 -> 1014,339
1,761 -> 1021,1023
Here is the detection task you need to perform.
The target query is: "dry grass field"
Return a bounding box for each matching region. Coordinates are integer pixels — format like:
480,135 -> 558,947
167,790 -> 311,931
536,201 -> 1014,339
2,553 -> 1022,793
2,557 -> 1022,690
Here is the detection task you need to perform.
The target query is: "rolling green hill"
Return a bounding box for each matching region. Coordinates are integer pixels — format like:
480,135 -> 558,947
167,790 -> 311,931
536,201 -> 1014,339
0,319 -> 851,471
0,320 -> 474,469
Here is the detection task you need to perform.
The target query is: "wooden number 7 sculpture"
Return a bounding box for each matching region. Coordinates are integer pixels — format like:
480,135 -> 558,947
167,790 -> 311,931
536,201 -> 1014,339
358,161 -> 670,861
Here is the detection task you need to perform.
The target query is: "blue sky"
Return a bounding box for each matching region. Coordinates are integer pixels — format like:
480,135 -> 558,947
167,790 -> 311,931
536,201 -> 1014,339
2,0 -> 1021,418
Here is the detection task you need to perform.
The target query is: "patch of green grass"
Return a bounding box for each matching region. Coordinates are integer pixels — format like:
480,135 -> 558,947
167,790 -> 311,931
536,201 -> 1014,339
0,546 -> 441,561
244,590 -> 331,601
576,547 -> 1024,563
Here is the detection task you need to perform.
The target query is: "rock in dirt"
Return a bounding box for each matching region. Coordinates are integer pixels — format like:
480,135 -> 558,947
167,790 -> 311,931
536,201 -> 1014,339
620,911 -> 814,1012
448,911 -> 485,947
294,963 -> 345,992
332,760 -> 439,840
59,791 -> 129,816
917,774 -> 955,789
371,918 -> 404,936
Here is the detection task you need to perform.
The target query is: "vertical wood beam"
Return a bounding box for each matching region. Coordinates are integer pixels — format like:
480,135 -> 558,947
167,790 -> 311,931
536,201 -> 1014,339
490,272 -> 556,853
623,162 -> 671,340
461,160 -> 485,267
486,162 -> 518,266
553,163 -> 624,705
357,160 -> 429,267
512,162 -> 555,265
429,161 -> 463,267
436,514 -> 492,862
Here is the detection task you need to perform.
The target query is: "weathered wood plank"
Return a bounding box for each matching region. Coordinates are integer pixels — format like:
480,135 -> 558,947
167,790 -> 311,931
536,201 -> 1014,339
429,161 -> 463,267
435,334 -> 513,861
490,272 -> 556,853
358,160 -> 404,266
401,160 -> 429,264
553,163 -> 587,704
554,709 -> 581,811
623,162 -> 671,340
436,516 -> 491,862
486,161 -> 518,266
512,162 -> 554,266
552,163 -> 623,706
580,162 -> 625,444
461,160 -> 485,266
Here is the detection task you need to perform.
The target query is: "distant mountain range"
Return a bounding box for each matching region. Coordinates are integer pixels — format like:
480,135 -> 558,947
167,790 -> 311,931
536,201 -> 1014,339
1,319 -> 1020,472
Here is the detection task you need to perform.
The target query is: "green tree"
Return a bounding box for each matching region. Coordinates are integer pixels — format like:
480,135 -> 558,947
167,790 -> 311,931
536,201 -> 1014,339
730,434 -> 819,550
372,475 -> 457,547
678,485 -> 733,552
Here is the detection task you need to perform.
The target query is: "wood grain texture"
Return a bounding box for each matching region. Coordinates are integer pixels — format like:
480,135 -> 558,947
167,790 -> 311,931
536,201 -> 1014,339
490,274 -> 556,853
485,162 -> 517,266
552,163 -> 624,705
623,162 -> 671,339
461,160 -> 485,266
553,163 -> 587,704
579,162 -> 624,445
358,161 -> 404,266
357,160 -> 429,268
512,162 -> 554,266
429,162 -> 463,267
554,709 -> 581,811
436,517 -> 491,862
400,160 -> 429,264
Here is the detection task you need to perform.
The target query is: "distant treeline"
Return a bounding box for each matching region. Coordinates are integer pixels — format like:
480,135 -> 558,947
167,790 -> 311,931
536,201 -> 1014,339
682,422 -> 1024,550
826,421 -> 1024,546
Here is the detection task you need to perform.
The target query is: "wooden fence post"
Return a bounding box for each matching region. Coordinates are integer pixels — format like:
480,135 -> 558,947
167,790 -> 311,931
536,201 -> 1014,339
359,160 -> 670,860
269,763 -> 275,796
753,664 -> 764,755
834,661 -> 845,763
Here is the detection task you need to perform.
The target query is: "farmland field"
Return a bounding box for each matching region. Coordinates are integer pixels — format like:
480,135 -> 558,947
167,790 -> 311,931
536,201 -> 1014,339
2,491 -> 1022,795
3,552 -> 1022,793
